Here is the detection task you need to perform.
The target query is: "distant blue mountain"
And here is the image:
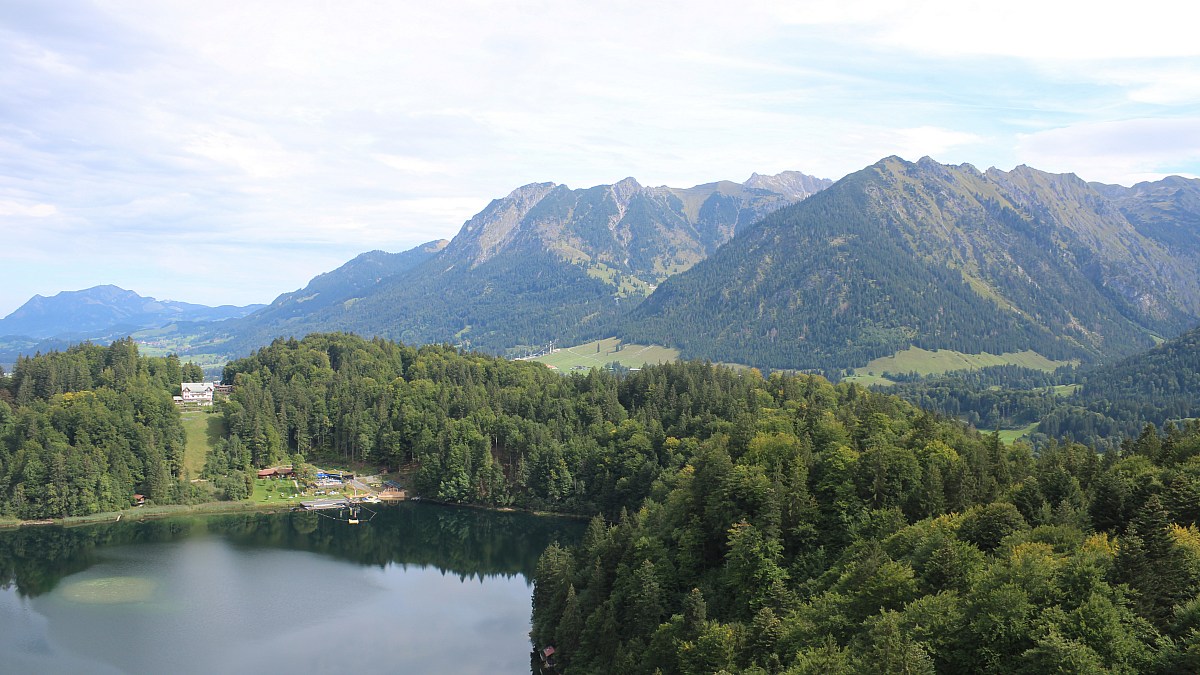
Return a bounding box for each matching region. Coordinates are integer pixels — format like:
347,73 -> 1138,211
0,284 -> 265,340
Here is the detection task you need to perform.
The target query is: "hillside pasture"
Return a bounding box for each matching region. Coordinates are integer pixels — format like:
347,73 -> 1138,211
998,422 -> 1040,445
853,347 -> 1072,379
530,337 -> 679,372
181,411 -> 224,479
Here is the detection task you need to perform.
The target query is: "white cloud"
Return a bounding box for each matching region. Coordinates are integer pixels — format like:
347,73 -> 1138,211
1016,118 -> 1200,184
1114,68 -> 1200,106
888,126 -> 983,159
1,0 -> 1198,316
768,0 -> 1200,60
0,200 -> 57,217
373,155 -> 453,175
183,129 -> 313,179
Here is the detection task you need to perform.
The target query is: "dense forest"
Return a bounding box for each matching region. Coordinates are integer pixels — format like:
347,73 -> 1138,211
531,386 -> 1200,673
217,333 -> 779,515
880,365 -> 1072,430
0,339 -> 204,519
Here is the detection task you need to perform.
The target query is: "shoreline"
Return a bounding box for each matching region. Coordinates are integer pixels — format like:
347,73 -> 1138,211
1,498 -> 297,530
409,496 -> 591,521
1,494 -> 590,530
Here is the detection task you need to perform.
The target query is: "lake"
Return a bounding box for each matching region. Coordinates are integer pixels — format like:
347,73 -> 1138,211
0,503 -> 584,674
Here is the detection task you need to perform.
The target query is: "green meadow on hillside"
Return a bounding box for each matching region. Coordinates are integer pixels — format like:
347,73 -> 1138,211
530,337 -> 679,372
844,346 -> 1072,385
180,411 -> 223,479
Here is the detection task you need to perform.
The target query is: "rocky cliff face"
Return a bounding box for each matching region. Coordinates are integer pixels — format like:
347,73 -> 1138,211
439,171 -> 831,298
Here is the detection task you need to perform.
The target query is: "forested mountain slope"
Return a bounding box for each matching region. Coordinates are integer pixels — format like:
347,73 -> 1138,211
1038,324 -> 1200,441
1076,324 -> 1200,417
207,239 -> 448,355
622,156 -> 1200,371
205,172 -> 828,357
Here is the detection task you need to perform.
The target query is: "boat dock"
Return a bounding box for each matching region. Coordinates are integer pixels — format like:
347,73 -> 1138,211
298,496 -> 383,511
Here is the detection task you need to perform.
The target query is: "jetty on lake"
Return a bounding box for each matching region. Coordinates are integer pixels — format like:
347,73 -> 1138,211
298,495 -> 383,512
299,497 -> 352,511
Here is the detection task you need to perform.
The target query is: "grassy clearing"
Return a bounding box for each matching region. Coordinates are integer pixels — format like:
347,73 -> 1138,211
854,347 -> 1072,379
841,373 -> 897,387
55,498 -> 294,528
253,477 -> 309,505
132,325 -> 229,373
530,337 -> 680,372
180,411 -> 223,478
1042,384 -> 1081,397
998,423 -> 1039,445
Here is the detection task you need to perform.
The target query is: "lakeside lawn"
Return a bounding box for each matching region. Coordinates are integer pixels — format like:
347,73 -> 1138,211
253,478 -> 308,504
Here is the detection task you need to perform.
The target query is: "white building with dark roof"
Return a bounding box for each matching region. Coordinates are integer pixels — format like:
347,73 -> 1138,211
180,382 -> 214,405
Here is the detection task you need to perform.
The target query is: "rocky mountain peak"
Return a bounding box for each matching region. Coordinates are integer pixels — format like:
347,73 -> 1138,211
452,183 -> 561,263
610,177 -> 643,210
743,170 -> 832,199
502,181 -> 559,206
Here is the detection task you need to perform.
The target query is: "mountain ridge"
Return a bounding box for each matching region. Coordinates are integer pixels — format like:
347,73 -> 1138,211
205,169 -> 830,356
619,156 -> 1200,370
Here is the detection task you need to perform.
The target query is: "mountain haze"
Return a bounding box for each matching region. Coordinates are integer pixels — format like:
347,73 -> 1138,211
1093,175 -> 1200,266
622,156 -> 1200,370
0,285 -> 264,340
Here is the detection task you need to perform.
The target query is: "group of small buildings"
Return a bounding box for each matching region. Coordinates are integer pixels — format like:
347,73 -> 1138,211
173,382 -> 233,407
315,471 -> 349,488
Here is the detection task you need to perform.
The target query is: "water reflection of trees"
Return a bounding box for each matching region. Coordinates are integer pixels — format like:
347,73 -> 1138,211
0,504 -> 583,597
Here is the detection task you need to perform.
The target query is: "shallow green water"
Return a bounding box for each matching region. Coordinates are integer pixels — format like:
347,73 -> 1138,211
0,503 -> 583,674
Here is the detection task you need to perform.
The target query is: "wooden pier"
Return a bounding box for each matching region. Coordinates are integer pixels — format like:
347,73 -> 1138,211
299,498 -> 351,511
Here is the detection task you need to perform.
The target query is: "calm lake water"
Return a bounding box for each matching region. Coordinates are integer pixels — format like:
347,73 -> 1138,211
0,503 -> 583,674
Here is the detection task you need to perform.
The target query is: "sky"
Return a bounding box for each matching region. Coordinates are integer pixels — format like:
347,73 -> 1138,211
2,0 -> 1199,317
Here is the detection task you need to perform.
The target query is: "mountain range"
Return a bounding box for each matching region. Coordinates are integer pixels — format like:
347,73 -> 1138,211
201,171 -> 830,356
7,157 -> 1200,377
621,156 -> 1200,370
0,285 -> 263,341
